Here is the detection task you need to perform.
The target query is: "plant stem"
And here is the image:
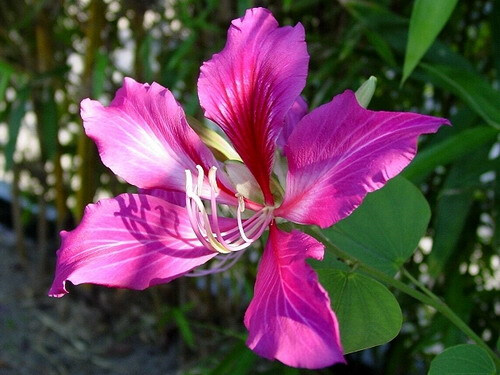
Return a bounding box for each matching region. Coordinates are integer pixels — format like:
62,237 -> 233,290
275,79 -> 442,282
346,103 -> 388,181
401,268 -> 500,368
307,227 -> 500,368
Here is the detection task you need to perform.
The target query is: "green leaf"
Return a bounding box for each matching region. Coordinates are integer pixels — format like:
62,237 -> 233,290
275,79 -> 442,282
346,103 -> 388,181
0,73 -> 10,103
365,30 -> 397,66
171,307 -> 195,349
402,0 -> 458,83
0,60 -> 15,103
166,35 -> 196,71
237,0 -> 253,15
346,3 -> 474,72
208,340 -> 257,375
138,34 -> 154,82
92,51 -> 108,98
491,1 -> 500,75
11,0 -> 49,30
5,87 -> 29,170
402,126 -> 498,184
355,76 -> 377,108
316,268 -> 402,353
344,1 -> 407,29
421,63 -> 500,129
428,147 -> 495,277
40,89 -> 59,160
324,177 -> 430,276
428,344 -> 496,375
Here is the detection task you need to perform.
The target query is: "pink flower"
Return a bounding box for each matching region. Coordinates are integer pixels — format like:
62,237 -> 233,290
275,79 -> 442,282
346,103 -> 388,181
49,8 -> 450,369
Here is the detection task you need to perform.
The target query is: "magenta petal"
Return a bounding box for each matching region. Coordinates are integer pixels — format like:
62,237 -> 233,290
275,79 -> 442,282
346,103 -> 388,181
277,96 -> 308,149
276,90 -> 450,228
139,188 -> 186,207
49,193 -> 217,297
82,78 -> 235,201
198,8 -> 309,204
244,224 -> 344,369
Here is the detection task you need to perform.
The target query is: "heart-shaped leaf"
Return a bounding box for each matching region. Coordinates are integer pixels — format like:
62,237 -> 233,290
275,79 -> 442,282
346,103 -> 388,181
316,268 -> 402,354
428,344 -> 496,375
325,177 -> 430,275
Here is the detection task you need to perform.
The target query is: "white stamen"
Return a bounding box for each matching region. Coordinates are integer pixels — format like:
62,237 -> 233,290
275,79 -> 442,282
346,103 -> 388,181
195,165 -> 204,195
236,194 -> 252,243
184,165 -> 274,254
208,166 -> 219,194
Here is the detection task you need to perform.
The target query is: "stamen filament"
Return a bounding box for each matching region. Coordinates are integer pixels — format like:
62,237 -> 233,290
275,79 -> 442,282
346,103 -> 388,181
184,165 -> 274,254
236,195 -> 252,243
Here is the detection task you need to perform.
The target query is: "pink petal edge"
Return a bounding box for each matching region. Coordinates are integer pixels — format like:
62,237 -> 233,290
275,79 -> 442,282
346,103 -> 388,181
198,7 -> 309,204
244,223 -> 344,369
82,78 -> 237,205
49,193 -> 217,297
277,90 -> 451,228
277,96 -> 308,149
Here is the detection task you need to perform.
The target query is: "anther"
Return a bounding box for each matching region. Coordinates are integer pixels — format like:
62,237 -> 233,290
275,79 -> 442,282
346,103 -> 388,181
236,193 -> 245,213
195,165 -> 204,195
208,166 -> 219,194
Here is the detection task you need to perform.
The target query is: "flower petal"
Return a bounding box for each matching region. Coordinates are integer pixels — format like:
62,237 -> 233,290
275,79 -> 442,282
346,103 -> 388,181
49,193 -> 218,297
276,90 -> 450,228
82,78 -> 236,203
277,96 -> 308,149
244,224 -> 344,369
198,8 -> 309,204
139,188 -> 186,207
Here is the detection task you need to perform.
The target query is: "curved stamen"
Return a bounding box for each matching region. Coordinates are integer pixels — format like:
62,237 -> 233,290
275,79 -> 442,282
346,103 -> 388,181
236,194 -> 253,243
185,165 -> 274,254
196,165 -> 204,195
208,167 -> 238,250
185,170 -> 213,250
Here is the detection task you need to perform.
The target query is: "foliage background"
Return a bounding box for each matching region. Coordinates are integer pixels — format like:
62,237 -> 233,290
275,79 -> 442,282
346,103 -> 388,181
0,0 -> 498,374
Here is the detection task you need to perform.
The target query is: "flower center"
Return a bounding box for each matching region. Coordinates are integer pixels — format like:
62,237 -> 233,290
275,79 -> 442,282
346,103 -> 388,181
185,165 -> 274,253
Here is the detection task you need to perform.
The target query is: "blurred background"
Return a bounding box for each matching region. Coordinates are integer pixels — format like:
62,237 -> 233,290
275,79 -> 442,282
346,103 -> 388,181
0,0 -> 498,374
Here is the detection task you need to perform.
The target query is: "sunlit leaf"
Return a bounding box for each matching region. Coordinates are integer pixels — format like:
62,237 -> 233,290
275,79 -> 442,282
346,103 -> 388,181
316,268 -> 402,354
428,344 -> 496,375
324,177 -> 430,275
402,0 -> 458,83
345,2 -> 474,72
